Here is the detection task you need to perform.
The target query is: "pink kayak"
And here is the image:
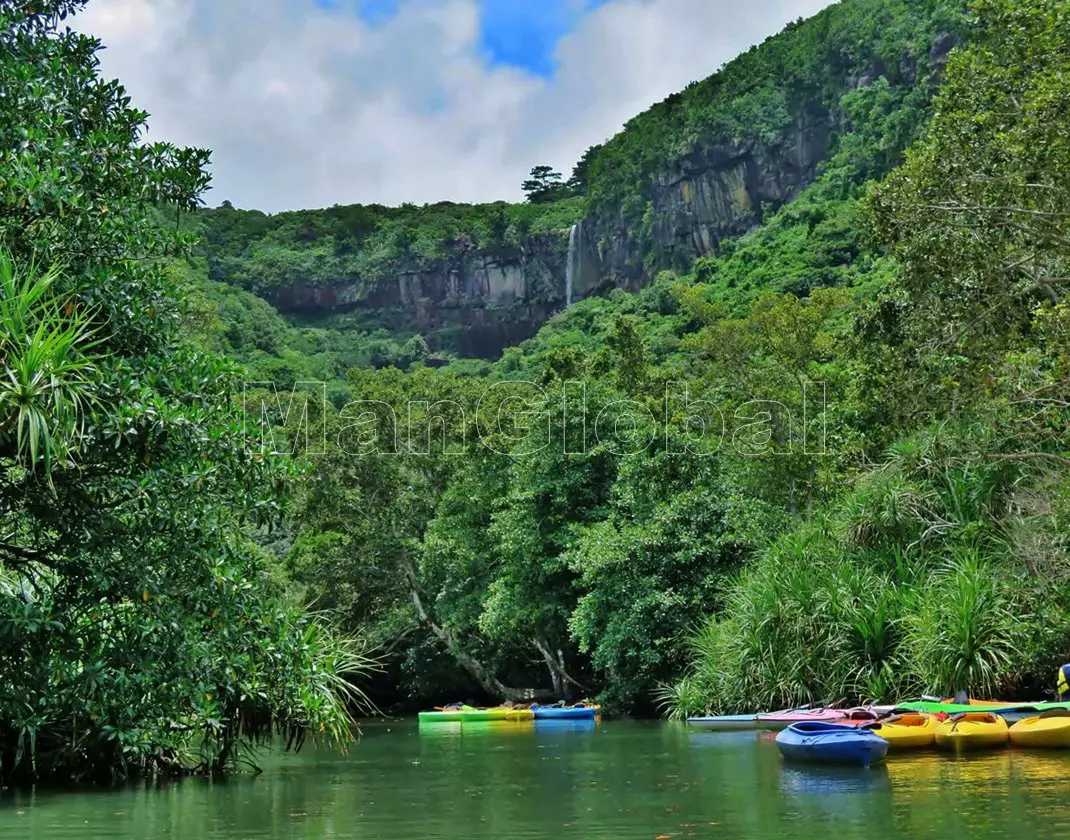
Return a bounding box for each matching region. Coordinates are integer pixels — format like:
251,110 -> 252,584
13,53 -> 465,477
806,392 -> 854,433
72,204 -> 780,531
756,707 -> 888,731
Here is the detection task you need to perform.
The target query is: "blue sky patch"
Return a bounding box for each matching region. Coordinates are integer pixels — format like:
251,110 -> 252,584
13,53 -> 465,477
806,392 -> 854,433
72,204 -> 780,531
358,0 -> 400,25
480,0 -> 612,76
479,0 -> 563,77
322,0 -> 612,77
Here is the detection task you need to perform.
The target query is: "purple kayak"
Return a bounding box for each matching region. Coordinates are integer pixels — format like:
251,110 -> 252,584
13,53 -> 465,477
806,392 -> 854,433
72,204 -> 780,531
756,707 -> 886,731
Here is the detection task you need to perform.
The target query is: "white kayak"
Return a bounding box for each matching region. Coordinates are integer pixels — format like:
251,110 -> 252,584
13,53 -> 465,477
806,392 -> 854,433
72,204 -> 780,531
687,714 -> 758,731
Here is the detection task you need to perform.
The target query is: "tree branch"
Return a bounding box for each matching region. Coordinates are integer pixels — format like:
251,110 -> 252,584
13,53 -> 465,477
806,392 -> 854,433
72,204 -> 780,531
532,636 -> 590,693
986,452 -> 1070,468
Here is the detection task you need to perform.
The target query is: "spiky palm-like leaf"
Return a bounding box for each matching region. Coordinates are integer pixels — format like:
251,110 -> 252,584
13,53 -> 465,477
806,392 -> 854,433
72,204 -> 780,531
0,254 -> 99,474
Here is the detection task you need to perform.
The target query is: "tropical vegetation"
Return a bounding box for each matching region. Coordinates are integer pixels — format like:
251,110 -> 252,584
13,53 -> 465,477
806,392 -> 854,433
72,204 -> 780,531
0,0 -> 370,783
230,0 -> 1070,715
6,0 -> 1070,786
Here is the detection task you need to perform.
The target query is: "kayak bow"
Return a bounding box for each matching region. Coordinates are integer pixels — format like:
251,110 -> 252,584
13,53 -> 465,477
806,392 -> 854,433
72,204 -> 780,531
1009,710 -> 1070,749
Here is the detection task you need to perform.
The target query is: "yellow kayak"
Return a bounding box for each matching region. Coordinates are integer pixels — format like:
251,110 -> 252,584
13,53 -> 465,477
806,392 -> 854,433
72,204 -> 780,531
867,714 -> 938,749
935,712 -> 1008,751
1009,711 -> 1070,748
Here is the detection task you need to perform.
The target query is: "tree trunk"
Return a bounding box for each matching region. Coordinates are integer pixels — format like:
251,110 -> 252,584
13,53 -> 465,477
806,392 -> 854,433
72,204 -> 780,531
532,636 -> 589,698
402,556 -> 528,702
557,648 -> 572,703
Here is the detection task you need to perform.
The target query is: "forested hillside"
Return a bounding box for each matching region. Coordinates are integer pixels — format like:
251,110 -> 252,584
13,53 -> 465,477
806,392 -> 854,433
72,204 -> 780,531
197,0 -> 963,362
668,0 -> 1070,714
195,0 -> 1070,714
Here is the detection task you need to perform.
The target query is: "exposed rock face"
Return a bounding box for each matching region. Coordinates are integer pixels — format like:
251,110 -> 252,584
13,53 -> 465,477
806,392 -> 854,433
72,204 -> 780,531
266,233 -> 572,358
272,243 -> 558,312
620,121 -> 826,282
588,118 -> 833,286
929,31 -> 958,84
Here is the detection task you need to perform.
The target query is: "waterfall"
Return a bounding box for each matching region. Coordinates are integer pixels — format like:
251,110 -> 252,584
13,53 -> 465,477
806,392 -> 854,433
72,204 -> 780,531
565,222 -> 580,308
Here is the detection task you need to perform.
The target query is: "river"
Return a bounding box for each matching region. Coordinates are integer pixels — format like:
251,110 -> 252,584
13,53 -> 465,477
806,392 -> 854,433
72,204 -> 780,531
3,719 -> 1070,839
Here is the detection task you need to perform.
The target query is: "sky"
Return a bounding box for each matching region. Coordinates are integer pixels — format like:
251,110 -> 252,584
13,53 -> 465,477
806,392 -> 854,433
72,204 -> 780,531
77,0 -> 835,212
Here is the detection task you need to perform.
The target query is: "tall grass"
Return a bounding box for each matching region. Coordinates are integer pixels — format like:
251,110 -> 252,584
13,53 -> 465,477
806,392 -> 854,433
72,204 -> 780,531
664,425 -> 1070,718
906,548 -> 1023,699
665,525 -> 912,714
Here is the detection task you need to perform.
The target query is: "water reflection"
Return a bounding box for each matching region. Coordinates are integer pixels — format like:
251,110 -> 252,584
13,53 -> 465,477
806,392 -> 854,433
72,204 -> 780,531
532,719 -> 597,736
884,748 -> 1070,791
416,719 -> 536,738
779,763 -> 892,796
688,730 -> 762,749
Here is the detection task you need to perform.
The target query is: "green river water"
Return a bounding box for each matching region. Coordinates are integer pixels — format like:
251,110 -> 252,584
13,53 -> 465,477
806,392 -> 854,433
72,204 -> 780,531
2,719 -> 1070,839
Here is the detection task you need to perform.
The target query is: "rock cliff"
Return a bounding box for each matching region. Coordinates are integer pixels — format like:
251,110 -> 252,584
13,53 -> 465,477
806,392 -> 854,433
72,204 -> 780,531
256,112 -> 834,351
588,122 -> 833,288
584,27 -> 958,286
261,231 -> 604,357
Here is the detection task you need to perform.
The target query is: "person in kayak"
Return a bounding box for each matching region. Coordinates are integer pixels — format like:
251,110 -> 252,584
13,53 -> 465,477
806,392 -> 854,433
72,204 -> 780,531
1057,664 -> 1070,701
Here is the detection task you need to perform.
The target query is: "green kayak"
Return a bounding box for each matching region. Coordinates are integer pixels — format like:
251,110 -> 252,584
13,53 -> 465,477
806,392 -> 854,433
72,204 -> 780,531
418,706 -> 535,723
897,701 -> 1070,723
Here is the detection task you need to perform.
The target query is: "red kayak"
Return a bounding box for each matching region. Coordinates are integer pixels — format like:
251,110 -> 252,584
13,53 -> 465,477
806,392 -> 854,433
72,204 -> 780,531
756,707 -> 887,731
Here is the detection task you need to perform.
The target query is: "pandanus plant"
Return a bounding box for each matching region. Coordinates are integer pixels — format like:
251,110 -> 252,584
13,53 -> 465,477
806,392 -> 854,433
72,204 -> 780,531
0,253 -> 99,476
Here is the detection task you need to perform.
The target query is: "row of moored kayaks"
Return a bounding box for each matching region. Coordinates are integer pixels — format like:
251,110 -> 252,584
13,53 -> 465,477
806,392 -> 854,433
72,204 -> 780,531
419,703 -> 600,723
688,701 -> 1070,767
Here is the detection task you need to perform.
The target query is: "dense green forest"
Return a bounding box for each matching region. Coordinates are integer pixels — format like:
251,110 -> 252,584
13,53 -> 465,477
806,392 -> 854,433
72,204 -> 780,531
200,0 -> 1070,715
0,1 -> 369,783
3,0 -> 1070,788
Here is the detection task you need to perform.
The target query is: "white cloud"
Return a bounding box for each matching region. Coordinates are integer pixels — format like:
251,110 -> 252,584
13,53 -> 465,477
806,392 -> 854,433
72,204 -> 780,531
77,0 -> 834,211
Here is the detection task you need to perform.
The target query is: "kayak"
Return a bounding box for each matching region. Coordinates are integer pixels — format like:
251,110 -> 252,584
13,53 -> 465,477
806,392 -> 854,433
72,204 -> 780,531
776,722 -> 890,767
934,712 -> 1009,751
1009,711 -> 1070,748
757,707 -> 881,731
838,708 -> 885,725
418,706 -> 535,723
687,714 -> 758,731
757,708 -> 847,730
865,714 -> 938,749
531,705 -> 599,720
898,700 -> 1047,712
898,701 -> 1070,723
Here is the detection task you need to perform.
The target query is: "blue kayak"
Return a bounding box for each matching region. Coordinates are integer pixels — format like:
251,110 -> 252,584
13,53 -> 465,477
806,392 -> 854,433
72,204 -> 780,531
776,722 -> 889,767
531,705 -> 599,720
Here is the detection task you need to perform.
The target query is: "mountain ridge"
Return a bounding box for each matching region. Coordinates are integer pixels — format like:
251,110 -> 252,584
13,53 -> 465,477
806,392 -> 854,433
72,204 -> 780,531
195,0 -> 963,360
